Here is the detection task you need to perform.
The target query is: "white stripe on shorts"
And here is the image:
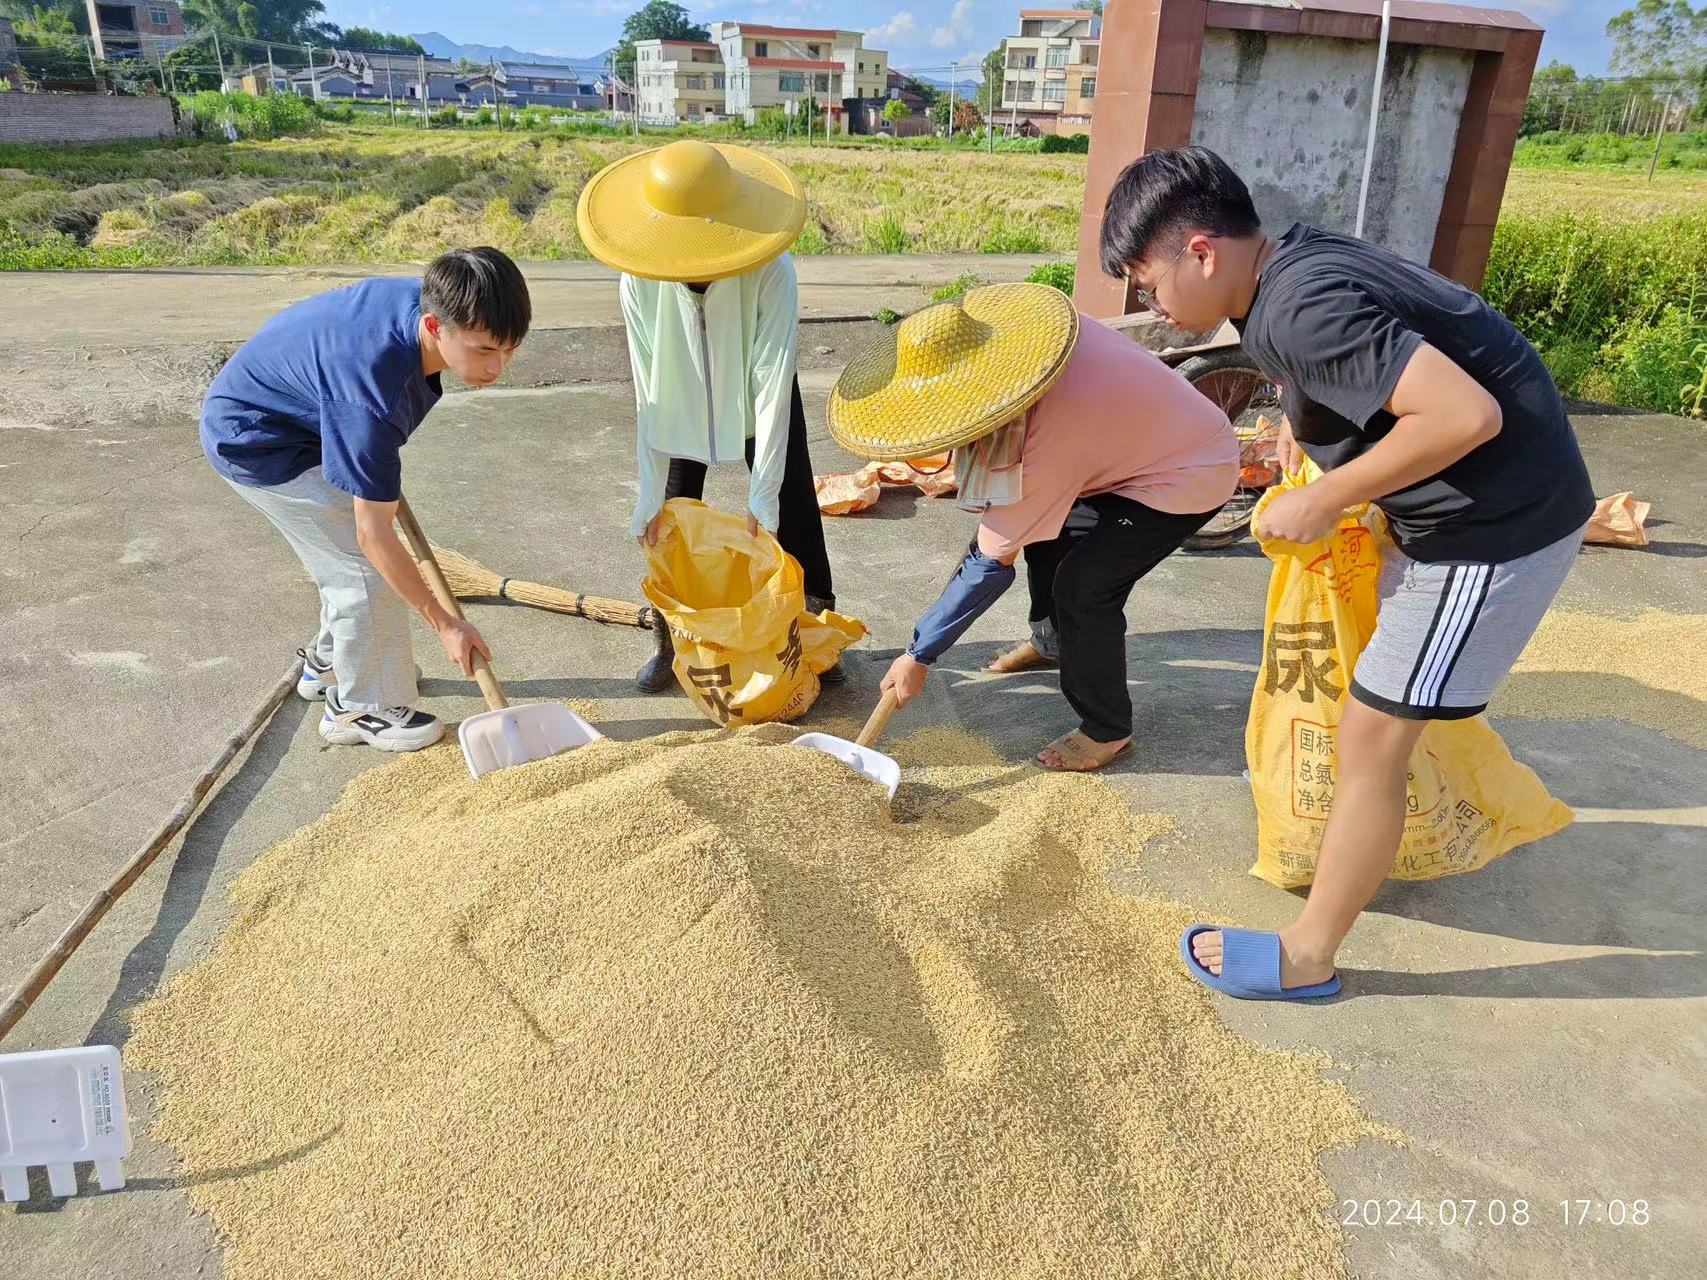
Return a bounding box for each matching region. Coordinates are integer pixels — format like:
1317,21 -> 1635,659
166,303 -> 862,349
1405,563 -> 1491,707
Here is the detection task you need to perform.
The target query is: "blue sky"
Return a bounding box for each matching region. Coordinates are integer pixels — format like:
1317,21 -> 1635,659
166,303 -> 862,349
323,1 -> 1624,74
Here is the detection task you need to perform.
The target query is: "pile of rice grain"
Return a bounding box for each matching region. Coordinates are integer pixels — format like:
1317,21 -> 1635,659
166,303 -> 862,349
1497,607 -> 1707,748
129,724 -> 1378,1280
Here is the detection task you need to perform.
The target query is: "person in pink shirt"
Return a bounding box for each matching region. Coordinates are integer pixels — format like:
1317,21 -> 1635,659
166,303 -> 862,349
827,283 -> 1237,771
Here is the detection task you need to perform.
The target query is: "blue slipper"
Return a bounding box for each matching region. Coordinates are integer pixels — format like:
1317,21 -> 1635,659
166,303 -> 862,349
1179,925 -> 1342,1000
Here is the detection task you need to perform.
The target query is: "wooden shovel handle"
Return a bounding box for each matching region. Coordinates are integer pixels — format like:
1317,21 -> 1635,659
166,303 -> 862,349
856,688 -> 900,748
396,498 -> 508,711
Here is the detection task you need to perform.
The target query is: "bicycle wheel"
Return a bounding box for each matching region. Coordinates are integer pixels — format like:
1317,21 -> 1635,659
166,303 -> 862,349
1176,348 -> 1281,551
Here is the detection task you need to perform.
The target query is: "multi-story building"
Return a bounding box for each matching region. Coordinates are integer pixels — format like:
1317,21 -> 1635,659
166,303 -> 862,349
632,38 -> 726,123
84,0 -> 187,65
710,23 -> 887,118
1000,8 -> 1099,135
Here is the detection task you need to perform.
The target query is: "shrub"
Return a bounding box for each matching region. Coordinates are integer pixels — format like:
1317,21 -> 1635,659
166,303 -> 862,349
1039,133 -> 1089,154
980,225 -> 1046,253
1484,211 -> 1707,413
475,107 -> 495,127
187,91 -> 320,141
1025,260 -> 1075,294
874,307 -> 901,325
861,213 -> 908,253
929,272 -> 984,303
792,221 -> 831,255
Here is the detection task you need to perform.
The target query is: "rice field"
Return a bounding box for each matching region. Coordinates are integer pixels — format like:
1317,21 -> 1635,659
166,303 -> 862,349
0,122 -> 1089,269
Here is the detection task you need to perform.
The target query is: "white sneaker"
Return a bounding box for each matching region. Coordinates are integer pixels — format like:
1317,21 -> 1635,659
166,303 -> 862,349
318,689 -> 444,752
296,649 -> 336,701
297,649 -> 422,703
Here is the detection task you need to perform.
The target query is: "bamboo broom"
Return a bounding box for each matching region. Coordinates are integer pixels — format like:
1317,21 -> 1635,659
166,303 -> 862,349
428,543 -> 660,631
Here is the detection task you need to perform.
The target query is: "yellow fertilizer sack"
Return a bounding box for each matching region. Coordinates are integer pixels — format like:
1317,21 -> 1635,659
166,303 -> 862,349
1246,477 -> 1572,889
643,498 -> 865,726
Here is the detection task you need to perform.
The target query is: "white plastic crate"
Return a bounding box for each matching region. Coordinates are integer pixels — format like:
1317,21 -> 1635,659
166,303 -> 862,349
0,1045 -> 132,1201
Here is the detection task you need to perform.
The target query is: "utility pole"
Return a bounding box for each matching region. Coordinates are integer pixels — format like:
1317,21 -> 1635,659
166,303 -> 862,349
419,52 -> 427,127
306,46 -> 321,102
83,0 -> 106,60
986,68 -> 994,153
1648,91 -> 1674,182
266,44 -> 277,95
212,28 -> 225,89
84,35 -> 99,83
948,61 -> 957,138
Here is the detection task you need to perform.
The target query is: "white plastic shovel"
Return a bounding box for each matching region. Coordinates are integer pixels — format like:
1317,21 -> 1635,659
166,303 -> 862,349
795,688 -> 903,801
0,1045 -> 131,1201
398,499 -> 603,780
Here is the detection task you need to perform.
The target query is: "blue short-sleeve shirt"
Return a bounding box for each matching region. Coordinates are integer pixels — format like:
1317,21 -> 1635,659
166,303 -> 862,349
200,278 -> 443,501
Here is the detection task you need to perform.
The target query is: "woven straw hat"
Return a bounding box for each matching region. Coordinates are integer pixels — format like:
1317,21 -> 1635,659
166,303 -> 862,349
828,283 -> 1079,461
575,140 -> 807,282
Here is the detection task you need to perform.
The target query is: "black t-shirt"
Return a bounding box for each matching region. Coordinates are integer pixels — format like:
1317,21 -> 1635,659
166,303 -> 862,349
1234,224 -> 1593,563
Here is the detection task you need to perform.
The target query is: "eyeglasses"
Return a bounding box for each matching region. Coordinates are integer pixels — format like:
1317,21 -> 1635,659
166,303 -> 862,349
1130,235 -> 1217,313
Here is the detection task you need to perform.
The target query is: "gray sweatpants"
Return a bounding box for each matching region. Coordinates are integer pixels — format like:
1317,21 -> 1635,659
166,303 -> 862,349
227,467 -> 417,712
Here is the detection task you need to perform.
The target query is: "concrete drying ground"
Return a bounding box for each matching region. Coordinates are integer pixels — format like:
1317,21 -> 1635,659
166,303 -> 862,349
2,262 -> 1704,1280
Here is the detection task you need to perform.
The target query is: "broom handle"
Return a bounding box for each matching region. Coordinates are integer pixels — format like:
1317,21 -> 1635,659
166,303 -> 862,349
396,499 -> 508,712
0,658 -> 303,1045
857,688 -> 900,748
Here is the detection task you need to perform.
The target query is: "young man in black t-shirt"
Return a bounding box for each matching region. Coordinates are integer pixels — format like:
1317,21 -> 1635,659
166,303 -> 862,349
1100,147 -> 1592,1001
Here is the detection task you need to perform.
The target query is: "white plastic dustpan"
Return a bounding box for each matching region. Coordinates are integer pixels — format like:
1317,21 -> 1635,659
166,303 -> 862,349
0,1044 -> 132,1201
460,702 -> 602,780
794,689 -> 902,800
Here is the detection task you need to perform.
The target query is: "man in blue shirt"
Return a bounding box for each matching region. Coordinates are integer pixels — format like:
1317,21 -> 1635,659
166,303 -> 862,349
202,246 -> 532,751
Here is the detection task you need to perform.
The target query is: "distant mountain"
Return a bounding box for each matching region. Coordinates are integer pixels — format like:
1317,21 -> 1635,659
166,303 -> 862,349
410,31 -> 613,73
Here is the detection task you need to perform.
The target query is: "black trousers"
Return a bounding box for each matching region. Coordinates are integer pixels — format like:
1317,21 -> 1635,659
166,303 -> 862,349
1022,493 -> 1219,743
663,377 -> 834,602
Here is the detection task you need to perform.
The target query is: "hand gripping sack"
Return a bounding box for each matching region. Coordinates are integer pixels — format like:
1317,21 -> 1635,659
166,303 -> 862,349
1246,477 -> 1573,889
643,499 -> 865,726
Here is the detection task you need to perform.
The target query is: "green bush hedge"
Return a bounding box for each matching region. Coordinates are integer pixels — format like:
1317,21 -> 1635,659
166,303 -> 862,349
1039,133 -> 1090,154
1484,211 -> 1707,416
185,91 -> 320,140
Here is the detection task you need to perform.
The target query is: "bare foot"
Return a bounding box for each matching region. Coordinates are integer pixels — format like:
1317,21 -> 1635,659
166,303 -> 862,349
1189,927 -> 1338,988
1037,730 -> 1131,772
984,640 -> 1057,674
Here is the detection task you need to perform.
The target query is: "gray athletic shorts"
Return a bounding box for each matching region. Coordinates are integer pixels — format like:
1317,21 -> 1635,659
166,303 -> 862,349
1351,522 -> 1588,720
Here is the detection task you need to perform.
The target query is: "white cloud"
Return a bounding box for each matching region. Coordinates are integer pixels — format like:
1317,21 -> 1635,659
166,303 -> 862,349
866,11 -> 922,45
930,0 -> 974,50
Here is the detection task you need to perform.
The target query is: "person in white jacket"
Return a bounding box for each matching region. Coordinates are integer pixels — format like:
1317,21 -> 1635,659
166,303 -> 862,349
577,140 -> 839,690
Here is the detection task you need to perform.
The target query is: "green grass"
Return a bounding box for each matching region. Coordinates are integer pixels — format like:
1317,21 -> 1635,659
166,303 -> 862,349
1483,211 -> 1707,416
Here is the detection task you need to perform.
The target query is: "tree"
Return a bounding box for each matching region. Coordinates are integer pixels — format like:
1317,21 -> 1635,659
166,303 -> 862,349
614,0 -> 709,82
1606,0 -> 1706,82
1074,0 -> 1104,13
12,4 -> 86,82
930,95 -> 983,132
338,27 -> 423,54
881,96 -> 910,124
179,0 -> 333,44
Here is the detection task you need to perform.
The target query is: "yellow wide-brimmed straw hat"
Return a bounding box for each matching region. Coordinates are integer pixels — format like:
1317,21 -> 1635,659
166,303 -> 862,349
828,282 -> 1080,462
575,140 -> 807,282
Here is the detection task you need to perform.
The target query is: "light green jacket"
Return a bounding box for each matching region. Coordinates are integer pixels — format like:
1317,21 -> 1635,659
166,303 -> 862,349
619,254 -> 799,537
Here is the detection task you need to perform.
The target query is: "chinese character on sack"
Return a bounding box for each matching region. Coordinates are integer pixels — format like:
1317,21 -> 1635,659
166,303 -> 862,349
1299,727 -> 1316,753
1316,789 -> 1333,816
1299,760 -> 1314,783
1455,799 -> 1483,822
1316,730 -> 1335,757
1297,789 -> 1317,813
1263,621 -> 1344,704
776,619 -> 803,679
686,662 -> 739,725
1314,762 -> 1333,786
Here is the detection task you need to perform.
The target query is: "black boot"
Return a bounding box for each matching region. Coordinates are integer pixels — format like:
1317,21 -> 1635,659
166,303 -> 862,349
636,624 -> 677,693
807,594 -> 847,686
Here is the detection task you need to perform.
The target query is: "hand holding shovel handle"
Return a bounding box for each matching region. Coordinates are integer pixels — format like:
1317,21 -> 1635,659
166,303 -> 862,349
396,498 -> 507,712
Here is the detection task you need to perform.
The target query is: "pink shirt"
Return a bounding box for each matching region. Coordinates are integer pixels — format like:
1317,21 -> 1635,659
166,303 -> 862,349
977,316 -> 1238,559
